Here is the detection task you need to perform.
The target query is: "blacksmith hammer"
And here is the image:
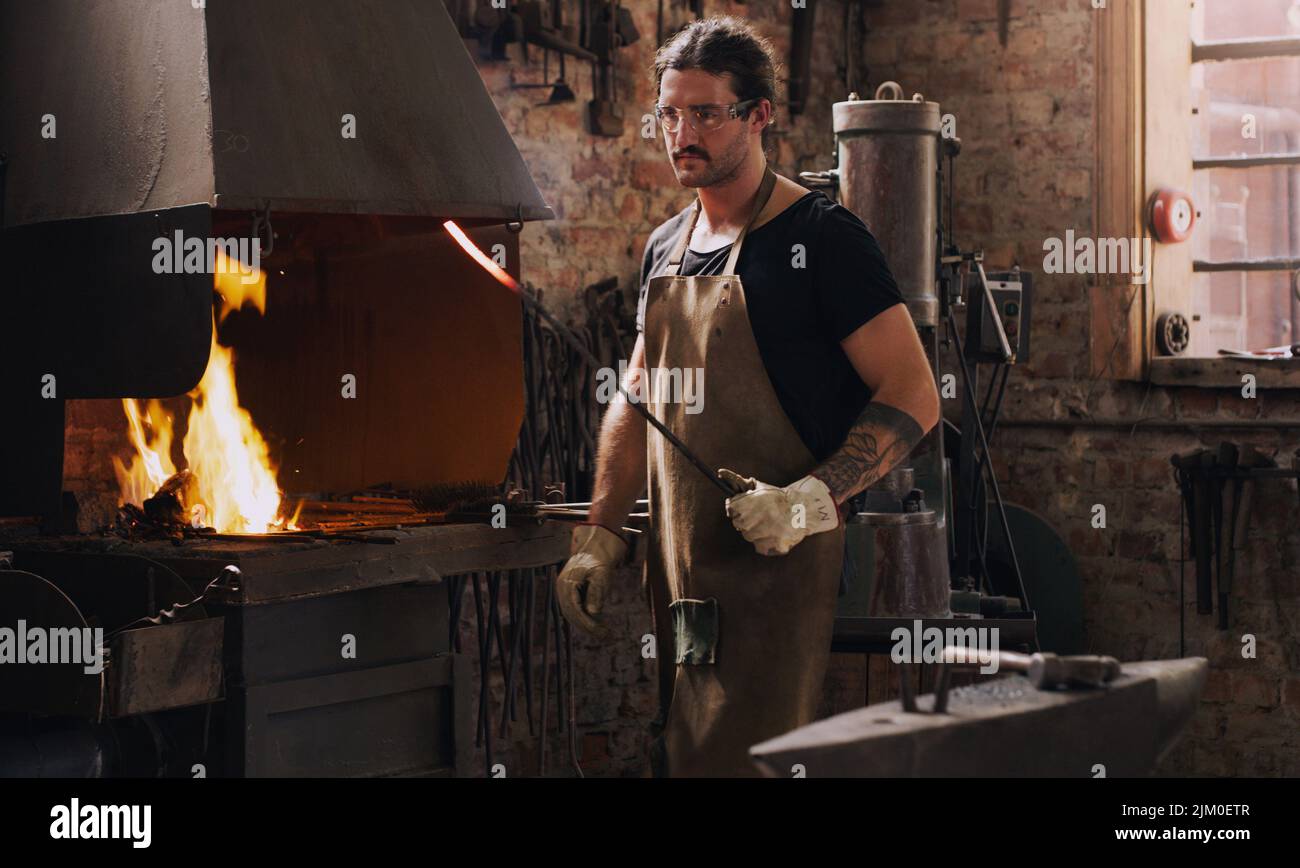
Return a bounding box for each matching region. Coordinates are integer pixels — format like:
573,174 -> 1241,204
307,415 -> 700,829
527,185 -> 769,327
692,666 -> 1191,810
1215,442 -> 1239,629
1195,450 -> 1216,614
1170,449 -> 1215,614
1220,446 -> 1273,629
1294,448 -> 1300,512
943,647 -> 1121,690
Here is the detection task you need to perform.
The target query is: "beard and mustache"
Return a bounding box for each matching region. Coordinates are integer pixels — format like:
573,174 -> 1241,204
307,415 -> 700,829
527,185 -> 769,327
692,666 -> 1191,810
669,125 -> 751,188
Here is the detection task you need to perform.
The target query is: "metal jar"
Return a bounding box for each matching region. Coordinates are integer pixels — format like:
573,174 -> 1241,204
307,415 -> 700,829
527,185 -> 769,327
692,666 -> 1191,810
832,84 -> 941,326
843,508 -> 952,619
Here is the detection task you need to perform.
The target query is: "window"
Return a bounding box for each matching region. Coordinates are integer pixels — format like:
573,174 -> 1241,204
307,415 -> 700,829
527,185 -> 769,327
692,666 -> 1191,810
1187,0 -> 1300,357
1093,0 -> 1300,385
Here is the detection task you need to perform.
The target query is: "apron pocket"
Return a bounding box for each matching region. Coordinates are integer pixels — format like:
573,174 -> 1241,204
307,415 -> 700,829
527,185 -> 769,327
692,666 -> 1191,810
669,597 -> 719,665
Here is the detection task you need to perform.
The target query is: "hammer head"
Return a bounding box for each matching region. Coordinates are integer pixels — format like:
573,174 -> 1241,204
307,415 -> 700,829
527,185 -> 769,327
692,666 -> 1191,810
1028,653 -> 1122,689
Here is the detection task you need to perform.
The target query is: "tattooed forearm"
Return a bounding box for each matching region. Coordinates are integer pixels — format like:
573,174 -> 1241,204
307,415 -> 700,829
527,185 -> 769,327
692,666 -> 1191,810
813,402 -> 925,504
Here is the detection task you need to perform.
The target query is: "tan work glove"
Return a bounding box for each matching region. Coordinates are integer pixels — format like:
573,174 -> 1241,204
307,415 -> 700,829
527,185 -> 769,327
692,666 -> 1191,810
719,468 -> 840,556
555,523 -> 628,639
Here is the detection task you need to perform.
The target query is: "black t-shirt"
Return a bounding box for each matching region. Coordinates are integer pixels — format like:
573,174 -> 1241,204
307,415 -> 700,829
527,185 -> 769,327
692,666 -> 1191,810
635,190 -> 903,462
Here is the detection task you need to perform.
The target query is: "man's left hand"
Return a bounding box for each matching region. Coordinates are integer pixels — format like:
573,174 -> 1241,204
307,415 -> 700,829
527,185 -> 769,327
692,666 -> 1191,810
718,469 -> 840,556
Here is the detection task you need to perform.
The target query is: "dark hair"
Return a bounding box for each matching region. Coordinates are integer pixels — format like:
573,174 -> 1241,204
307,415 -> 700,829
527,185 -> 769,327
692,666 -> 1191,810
653,16 -> 778,140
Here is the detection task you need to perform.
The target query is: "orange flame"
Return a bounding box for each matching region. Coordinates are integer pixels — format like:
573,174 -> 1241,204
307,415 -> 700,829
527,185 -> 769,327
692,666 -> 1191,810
113,399 -> 177,507
115,249 -> 287,533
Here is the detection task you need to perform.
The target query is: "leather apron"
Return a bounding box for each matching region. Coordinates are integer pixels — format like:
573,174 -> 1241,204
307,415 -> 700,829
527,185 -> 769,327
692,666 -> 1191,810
642,168 -> 846,777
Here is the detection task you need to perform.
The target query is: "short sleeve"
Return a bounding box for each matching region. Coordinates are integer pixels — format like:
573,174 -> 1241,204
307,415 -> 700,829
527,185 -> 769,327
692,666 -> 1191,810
813,205 -> 905,342
635,236 -> 654,334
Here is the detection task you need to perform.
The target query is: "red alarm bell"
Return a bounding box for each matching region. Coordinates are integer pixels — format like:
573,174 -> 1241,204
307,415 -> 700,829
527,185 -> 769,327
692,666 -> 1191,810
1148,188 -> 1196,243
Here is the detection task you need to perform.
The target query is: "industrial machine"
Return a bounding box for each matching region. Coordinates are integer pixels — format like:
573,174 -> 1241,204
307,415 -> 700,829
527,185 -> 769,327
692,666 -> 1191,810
802,82 -> 1042,652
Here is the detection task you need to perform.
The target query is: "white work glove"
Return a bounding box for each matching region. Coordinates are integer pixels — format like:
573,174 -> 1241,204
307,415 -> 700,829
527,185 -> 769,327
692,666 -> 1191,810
719,468 -> 840,556
555,523 -> 627,639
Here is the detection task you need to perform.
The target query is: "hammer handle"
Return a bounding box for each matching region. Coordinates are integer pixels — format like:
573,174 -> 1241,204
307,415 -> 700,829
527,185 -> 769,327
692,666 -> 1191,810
941,648 -> 1122,689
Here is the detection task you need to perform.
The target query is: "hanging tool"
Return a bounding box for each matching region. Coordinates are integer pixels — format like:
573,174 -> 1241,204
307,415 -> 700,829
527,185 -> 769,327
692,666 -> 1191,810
552,0 -> 576,103
1220,446 -> 1273,630
516,0 -> 596,63
1187,450 -> 1215,614
1214,442 -> 1237,627
1172,444 -> 1287,629
443,220 -> 742,496
511,0 -> 592,103
586,0 -> 639,136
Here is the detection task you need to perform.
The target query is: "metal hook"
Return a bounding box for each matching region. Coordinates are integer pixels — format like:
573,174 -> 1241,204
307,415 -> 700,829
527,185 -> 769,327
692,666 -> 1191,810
251,202 -> 275,257
506,203 -> 525,234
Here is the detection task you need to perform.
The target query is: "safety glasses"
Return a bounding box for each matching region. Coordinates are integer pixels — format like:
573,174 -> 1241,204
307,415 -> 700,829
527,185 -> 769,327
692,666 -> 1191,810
654,99 -> 763,133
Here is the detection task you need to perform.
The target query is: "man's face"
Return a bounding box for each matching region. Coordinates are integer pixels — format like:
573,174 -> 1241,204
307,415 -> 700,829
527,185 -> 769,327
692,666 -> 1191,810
658,68 -> 762,189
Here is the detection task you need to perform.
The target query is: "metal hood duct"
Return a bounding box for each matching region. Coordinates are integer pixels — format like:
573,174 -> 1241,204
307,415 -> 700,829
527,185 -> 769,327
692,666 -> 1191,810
0,0 -> 553,227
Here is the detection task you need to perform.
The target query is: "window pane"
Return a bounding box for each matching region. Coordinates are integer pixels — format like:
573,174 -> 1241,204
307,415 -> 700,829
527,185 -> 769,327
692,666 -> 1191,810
1191,57 -> 1300,158
1192,164 -> 1300,262
1192,0 -> 1300,41
1189,271 -> 1296,356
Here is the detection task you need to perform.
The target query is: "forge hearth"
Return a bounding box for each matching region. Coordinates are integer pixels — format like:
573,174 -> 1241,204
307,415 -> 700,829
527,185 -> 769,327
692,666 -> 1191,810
0,0 -> 567,778
2,522 -> 570,776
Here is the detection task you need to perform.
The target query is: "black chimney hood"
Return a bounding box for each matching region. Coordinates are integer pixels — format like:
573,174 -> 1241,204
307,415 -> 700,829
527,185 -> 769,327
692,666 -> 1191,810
1,0 -> 553,226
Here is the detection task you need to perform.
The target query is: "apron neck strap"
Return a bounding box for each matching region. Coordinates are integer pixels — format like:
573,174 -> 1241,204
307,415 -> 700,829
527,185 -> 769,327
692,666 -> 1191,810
665,166 -> 778,277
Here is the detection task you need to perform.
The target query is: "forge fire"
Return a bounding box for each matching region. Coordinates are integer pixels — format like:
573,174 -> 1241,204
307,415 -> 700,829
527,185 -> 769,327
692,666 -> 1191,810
114,252 -> 289,535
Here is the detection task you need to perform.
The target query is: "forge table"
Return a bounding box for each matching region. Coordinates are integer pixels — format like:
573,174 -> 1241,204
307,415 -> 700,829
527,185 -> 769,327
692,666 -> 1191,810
4,521 -> 572,777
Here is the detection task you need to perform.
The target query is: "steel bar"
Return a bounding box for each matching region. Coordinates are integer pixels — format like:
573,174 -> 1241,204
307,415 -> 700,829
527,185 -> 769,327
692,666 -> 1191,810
471,572 -> 491,770
499,570 -> 521,737
510,570 -> 525,723
488,572 -> 509,685
566,617 -> 583,778
538,568 -> 554,776
522,567 -> 537,737
552,576 -> 566,735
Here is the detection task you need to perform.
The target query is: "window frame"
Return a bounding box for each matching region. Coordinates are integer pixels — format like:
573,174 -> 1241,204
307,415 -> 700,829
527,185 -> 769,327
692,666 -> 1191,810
1092,0 -> 1300,388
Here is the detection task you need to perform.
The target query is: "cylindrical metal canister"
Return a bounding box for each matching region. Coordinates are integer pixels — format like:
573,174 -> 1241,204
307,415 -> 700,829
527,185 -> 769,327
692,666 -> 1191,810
832,88 -> 941,326
843,508 -> 952,618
